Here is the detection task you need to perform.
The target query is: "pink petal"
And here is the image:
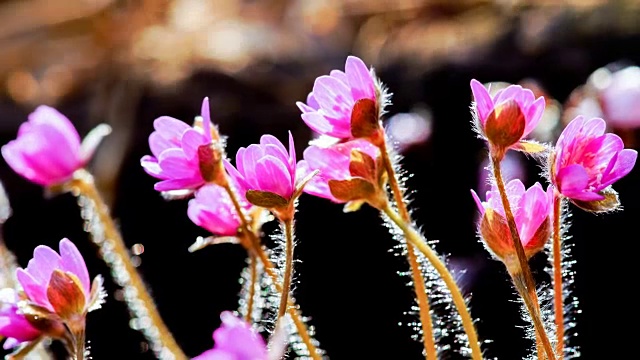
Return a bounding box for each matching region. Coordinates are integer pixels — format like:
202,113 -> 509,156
470,189 -> 485,216
59,239 -> 91,297
181,129 -> 207,160
140,155 -> 164,178
301,112 -> 350,138
16,269 -> 52,311
154,178 -> 203,192
28,106 -> 81,152
154,116 -> 191,141
345,56 -> 375,101
1,143 -> 44,185
470,79 -> 493,124
297,160 -> 334,201
601,149 -> 637,188
556,116 -> 586,152
201,97 -> 213,142
287,131 -> 296,175
158,149 -> 199,179
330,69 -> 348,84
523,97 -> 545,135
312,75 -> 353,119
238,145 -> 265,188
149,132 -> 177,158
255,156 -> 294,198
556,164 -> 599,200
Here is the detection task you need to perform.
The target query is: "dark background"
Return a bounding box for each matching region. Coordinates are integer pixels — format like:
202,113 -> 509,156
1,1 -> 639,359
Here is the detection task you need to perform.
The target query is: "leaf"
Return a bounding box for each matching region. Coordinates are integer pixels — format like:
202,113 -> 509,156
484,100 -> 525,149
328,179 -> 376,202
349,150 -> 376,181
292,169 -> 320,200
515,140 -> 548,154
343,200 -> 365,213
87,275 -> 108,312
350,98 -> 379,139
246,190 -> 289,208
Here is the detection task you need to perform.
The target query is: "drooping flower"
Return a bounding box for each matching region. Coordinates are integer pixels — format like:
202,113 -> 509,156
188,183 -> 249,237
471,180 -> 553,262
0,288 -> 41,349
225,132 -> 298,207
16,238 -> 105,336
193,311 -> 268,360
470,79 -> 546,156
297,139 -> 382,207
1,106 -> 111,187
552,116 -> 637,208
141,97 -> 224,194
297,56 -> 385,141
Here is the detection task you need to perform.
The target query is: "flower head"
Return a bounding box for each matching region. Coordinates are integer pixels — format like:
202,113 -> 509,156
470,79 -> 545,156
471,180 -> 553,261
188,184 -> 249,237
141,97 -> 224,194
595,66 -> 640,129
1,106 -> 110,187
193,311 -> 268,360
225,132 -> 297,204
552,116 -> 637,206
297,56 -> 384,141
16,238 -> 105,335
0,288 -> 41,349
298,139 -> 381,206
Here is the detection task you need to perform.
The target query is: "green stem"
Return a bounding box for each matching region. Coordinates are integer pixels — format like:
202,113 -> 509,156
382,204 -> 484,360
278,219 -> 295,319
552,193 -> 564,359
490,155 -> 555,360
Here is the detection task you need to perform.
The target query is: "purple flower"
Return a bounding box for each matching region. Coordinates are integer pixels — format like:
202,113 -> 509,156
16,239 -> 104,325
297,139 -> 379,203
193,311 -> 267,360
188,183 -> 250,237
225,132 -> 297,201
0,288 -> 41,349
470,79 -> 545,153
297,56 -> 377,139
553,116 -> 637,201
141,97 -> 217,193
2,106 -> 109,186
596,66 -> 640,129
471,180 -> 553,260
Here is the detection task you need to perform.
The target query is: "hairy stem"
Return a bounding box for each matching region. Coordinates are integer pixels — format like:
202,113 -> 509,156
278,219 -> 294,319
69,170 -> 187,360
552,193 -> 564,359
222,184 -> 322,360
379,144 -> 444,359
246,253 -> 257,323
382,205 -> 483,360
490,155 -> 555,360
74,329 -> 85,360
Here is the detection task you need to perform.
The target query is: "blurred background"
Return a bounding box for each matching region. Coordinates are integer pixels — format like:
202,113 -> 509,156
1,0 -> 640,358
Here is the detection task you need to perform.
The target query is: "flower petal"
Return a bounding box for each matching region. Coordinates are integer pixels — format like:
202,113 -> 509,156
470,79 -> 494,124
345,56 -> 375,101
59,238 -> 91,297
255,156 -> 294,198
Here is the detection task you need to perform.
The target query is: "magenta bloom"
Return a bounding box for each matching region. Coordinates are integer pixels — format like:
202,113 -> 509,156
470,79 -> 545,150
2,106 -> 107,186
188,183 -> 249,236
297,56 -> 377,139
141,98 -> 215,192
297,139 -> 379,203
16,238 -> 103,322
471,180 -> 553,259
553,116 -> 638,201
193,311 -> 267,360
225,132 -> 297,201
597,66 -> 640,129
0,288 -> 41,349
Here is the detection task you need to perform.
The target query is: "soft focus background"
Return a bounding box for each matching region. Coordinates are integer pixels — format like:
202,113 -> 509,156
1,0 -> 640,359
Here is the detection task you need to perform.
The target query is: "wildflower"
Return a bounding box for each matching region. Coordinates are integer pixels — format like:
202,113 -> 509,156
141,97 -> 225,194
16,238 -> 105,338
551,116 -> 637,211
297,139 -> 384,209
1,106 -> 111,187
593,66 -> 640,129
193,311 -> 268,360
188,183 -> 248,237
470,79 -> 546,157
0,288 -> 41,349
297,56 -> 386,143
471,180 -> 553,264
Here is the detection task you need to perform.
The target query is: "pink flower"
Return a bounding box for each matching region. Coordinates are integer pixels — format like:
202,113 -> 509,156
1,106 -> 110,186
297,56 -> 377,139
225,132 -> 297,201
16,239 -> 104,326
188,184 -> 249,236
553,116 -> 637,201
141,97 -> 217,193
596,66 -> 640,129
0,288 -> 41,349
193,311 -> 267,360
471,180 -> 553,260
297,139 -> 379,203
470,79 -> 545,152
